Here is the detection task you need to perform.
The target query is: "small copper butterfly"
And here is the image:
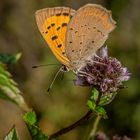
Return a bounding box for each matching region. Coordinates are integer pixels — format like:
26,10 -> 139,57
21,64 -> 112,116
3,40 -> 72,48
35,3 -> 116,73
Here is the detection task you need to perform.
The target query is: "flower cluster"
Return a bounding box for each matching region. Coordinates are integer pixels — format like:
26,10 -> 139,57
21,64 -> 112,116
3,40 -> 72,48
95,131 -> 132,140
75,47 -> 130,94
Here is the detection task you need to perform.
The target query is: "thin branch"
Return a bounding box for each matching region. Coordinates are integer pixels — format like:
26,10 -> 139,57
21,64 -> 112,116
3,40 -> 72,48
48,110 -> 93,140
87,92 -> 102,140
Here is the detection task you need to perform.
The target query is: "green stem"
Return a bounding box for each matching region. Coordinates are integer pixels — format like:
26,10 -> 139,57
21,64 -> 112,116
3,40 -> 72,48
88,115 -> 102,140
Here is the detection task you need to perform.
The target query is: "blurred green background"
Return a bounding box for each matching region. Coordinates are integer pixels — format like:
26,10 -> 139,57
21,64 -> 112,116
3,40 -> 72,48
0,0 -> 140,139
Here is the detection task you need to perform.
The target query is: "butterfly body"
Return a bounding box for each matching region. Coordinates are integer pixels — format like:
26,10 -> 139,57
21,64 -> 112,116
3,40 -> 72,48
35,4 -> 116,73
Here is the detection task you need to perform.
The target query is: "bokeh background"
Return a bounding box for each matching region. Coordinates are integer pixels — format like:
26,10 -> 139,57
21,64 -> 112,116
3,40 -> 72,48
0,0 -> 140,139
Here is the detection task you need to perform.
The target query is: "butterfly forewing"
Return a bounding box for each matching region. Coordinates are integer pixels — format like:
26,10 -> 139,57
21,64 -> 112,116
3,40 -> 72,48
35,7 -> 75,67
66,4 -> 116,70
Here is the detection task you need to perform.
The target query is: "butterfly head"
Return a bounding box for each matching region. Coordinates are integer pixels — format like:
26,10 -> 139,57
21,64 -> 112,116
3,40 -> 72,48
61,65 -> 70,72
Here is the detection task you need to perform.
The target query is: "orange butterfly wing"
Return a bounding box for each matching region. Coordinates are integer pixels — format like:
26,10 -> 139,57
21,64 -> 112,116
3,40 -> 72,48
35,7 -> 75,67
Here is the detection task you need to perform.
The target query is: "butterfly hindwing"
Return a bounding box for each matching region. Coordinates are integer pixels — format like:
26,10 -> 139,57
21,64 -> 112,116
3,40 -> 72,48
66,4 -> 116,70
35,7 -> 75,67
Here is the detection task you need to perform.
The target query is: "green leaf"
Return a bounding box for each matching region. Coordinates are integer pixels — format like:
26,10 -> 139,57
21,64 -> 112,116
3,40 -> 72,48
87,100 -> 96,110
0,63 -> 30,111
87,88 -> 100,111
24,111 -> 48,140
23,111 -> 37,125
4,126 -> 19,140
91,88 -> 99,101
95,106 -> 108,119
0,53 -> 22,65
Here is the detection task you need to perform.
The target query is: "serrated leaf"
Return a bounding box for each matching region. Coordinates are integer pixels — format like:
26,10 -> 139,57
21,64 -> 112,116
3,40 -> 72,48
24,111 -> 48,140
0,65 -> 11,77
91,88 -> 99,101
4,126 -> 19,140
0,63 -> 30,111
0,53 -> 22,65
0,90 -> 13,102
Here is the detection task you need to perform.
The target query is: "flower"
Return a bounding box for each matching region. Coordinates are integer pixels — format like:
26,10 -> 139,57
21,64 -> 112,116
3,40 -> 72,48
75,46 -> 130,94
94,132 -> 132,140
95,131 -> 108,140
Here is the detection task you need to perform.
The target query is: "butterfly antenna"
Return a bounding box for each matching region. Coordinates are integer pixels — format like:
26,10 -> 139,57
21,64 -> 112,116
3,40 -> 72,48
47,67 -> 63,92
32,64 -> 60,68
60,71 -> 65,80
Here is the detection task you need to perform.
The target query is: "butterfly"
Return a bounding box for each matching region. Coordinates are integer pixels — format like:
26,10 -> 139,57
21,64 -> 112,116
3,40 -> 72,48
35,4 -> 116,74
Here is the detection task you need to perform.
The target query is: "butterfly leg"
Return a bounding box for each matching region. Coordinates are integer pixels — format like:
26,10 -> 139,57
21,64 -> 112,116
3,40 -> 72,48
78,70 -> 95,78
47,66 -> 64,92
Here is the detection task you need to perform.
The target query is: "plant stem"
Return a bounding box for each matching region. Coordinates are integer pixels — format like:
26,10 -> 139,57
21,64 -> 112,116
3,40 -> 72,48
88,115 -> 102,140
48,110 -> 93,140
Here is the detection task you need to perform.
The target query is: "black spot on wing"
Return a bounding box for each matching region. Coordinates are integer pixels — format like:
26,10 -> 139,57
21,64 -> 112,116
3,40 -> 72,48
57,26 -> 61,31
47,26 -> 51,29
62,52 -> 65,55
51,35 -> 58,41
63,13 -> 69,16
51,23 -> 55,27
62,23 -> 67,27
97,29 -> 104,36
97,29 -> 101,33
56,13 -> 61,16
57,44 -> 62,48
70,27 -> 73,30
